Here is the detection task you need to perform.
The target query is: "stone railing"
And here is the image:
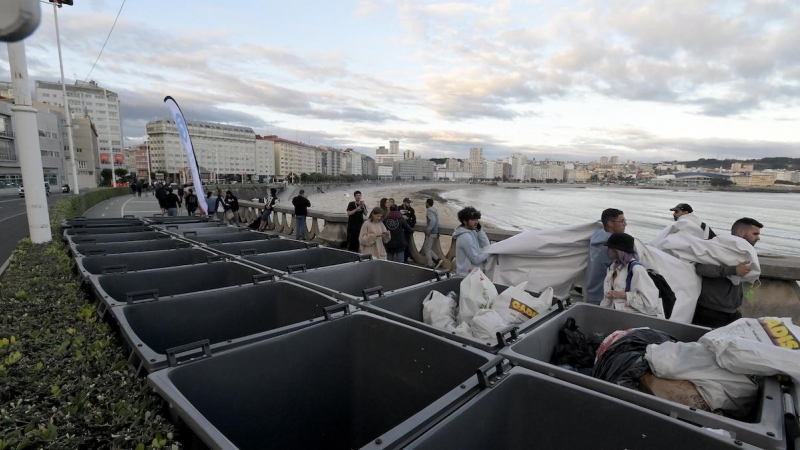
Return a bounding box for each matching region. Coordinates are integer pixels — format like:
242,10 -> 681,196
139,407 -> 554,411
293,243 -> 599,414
236,200 -> 800,320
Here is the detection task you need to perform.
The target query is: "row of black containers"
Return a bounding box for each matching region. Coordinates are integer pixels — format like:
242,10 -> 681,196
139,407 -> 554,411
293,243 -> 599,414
61,214 -> 796,450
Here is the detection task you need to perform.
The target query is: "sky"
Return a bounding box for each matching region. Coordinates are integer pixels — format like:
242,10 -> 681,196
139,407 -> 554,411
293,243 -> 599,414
1,0 -> 798,162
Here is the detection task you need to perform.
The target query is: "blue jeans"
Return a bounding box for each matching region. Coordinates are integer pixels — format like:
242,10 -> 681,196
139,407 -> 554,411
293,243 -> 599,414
387,250 -> 404,262
167,208 -> 179,217
296,216 -> 307,240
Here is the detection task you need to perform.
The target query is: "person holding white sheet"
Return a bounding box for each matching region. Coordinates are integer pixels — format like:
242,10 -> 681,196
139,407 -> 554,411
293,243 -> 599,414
602,233 -> 664,318
585,208 -> 627,304
670,203 -> 716,239
693,217 -> 763,328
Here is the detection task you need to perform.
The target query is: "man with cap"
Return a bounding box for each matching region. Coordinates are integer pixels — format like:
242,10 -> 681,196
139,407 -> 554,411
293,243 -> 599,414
601,232 -> 663,317
585,208 -> 627,305
670,203 -> 716,239
398,198 -> 417,262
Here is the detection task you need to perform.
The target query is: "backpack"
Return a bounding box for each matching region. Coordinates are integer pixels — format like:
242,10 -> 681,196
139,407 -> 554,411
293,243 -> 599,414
701,222 -> 717,239
625,261 -> 677,319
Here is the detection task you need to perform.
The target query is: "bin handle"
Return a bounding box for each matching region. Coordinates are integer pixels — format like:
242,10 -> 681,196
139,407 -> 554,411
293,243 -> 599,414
123,214 -> 136,219
434,269 -> 451,281
286,264 -> 306,274
239,248 -> 257,256
496,325 -> 520,348
357,253 -> 372,262
206,255 -> 225,263
183,231 -> 198,237
252,273 -> 275,285
476,360 -> 507,389
175,241 -> 191,249
166,339 -> 212,367
206,239 -> 221,244
266,234 -> 281,240
362,286 -> 384,302
323,304 -> 350,321
166,225 -> 179,230
84,249 -> 107,256
153,213 -> 164,217
101,265 -> 128,275
125,289 -> 159,305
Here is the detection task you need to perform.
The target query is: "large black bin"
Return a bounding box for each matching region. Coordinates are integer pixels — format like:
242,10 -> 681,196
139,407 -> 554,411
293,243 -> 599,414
74,239 -> 191,256
112,280 -> 343,373
285,259 -> 441,302
75,248 -> 219,279
155,222 -> 227,231
405,366 -> 754,450
68,231 -> 168,245
498,303 -> 786,450
61,216 -> 142,229
91,261 -> 265,309
184,231 -> 272,245
144,216 -> 210,224
360,277 -> 562,353
208,238 -> 309,256
243,247 -> 367,274
177,227 -> 247,238
147,311 -> 497,450
64,225 -> 152,236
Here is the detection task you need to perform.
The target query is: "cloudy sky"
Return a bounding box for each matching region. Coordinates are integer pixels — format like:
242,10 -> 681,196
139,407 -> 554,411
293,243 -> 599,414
1,0 -> 798,162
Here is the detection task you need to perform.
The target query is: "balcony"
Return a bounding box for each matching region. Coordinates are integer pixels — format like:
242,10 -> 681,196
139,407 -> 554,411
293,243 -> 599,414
0,129 -> 13,139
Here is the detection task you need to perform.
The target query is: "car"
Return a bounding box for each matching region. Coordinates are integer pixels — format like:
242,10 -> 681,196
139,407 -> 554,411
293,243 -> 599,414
62,184 -> 70,193
19,183 -> 51,198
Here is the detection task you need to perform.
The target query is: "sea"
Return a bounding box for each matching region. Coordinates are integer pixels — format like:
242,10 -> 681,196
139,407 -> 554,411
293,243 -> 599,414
441,186 -> 800,257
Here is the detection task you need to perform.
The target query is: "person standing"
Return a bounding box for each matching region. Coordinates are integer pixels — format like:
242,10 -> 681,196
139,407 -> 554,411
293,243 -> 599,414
164,187 -> 182,217
602,233 -> 663,317
185,189 -> 199,216
177,185 -> 185,212
670,203 -> 716,239
259,188 -> 278,232
359,207 -> 390,259
384,204 -> 413,262
292,189 -> 311,240
692,217 -> 763,328
155,183 -> 167,214
346,190 -> 367,252
453,206 -> 490,276
398,198 -> 417,262
585,208 -> 627,305
225,190 -> 240,225
379,198 -> 389,217
215,189 -> 231,223
422,198 -> 440,268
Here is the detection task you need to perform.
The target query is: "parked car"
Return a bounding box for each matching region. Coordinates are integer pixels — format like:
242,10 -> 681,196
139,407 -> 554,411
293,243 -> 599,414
19,183 -> 51,198
62,184 -> 70,193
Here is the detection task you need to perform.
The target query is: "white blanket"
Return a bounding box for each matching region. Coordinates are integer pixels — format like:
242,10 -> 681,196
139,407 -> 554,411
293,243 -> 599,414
634,238 -> 701,323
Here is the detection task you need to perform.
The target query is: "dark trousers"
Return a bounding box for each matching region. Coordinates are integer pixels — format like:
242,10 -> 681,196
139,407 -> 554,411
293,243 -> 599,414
692,304 -> 742,329
404,232 -> 414,262
347,229 -> 360,252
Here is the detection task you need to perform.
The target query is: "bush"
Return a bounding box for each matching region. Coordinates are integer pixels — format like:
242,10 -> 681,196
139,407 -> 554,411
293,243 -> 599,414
0,188 -> 180,449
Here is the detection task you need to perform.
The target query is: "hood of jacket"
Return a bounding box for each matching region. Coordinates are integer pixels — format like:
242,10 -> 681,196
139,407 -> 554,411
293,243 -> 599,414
453,225 -> 471,239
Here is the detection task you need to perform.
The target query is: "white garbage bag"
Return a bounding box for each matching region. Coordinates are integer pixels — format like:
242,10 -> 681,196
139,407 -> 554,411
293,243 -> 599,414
492,283 -> 553,325
471,309 -> 509,345
646,341 -> 758,414
422,290 -> 457,329
458,269 -> 498,326
453,321 -> 474,339
699,317 -> 800,382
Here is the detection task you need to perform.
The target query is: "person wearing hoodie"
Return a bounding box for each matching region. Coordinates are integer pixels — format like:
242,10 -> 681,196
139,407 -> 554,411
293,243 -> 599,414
585,208 -> 626,305
670,203 -> 716,239
422,198 -> 440,268
454,206 -> 490,277
384,204 -> 414,262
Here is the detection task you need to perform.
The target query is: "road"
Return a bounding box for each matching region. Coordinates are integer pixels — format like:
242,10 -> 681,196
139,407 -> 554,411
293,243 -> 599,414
0,190 -> 70,270
82,192 -> 163,219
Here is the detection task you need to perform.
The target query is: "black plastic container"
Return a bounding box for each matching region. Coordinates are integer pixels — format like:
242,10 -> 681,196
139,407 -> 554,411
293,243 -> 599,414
75,248 -> 219,279
73,239 -> 192,256
498,303 -> 786,450
405,366 -> 757,450
242,247 -> 367,274
90,261 -> 266,310
144,216 -> 210,224
112,280 -> 343,374
208,239 -> 309,256
68,231 -> 169,245
285,259 -> 442,302
147,311 -> 497,450
360,276 -> 563,353
183,231 -> 272,245
64,225 -> 152,237
61,216 -> 141,229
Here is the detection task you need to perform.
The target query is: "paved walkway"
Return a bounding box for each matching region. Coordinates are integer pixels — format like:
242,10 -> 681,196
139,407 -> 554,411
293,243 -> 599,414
84,194 -> 164,219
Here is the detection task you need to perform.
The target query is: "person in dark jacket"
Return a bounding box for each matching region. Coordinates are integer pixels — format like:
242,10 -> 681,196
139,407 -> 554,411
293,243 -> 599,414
215,189 -> 231,224
398,198 -> 417,262
225,190 -> 240,224
346,190 -> 367,252
155,183 -> 167,214
259,188 -> 278,231
185,189 -> 199,216
292,190 -> 311,240
384,204 -> 413,262
164,188 -> 182,217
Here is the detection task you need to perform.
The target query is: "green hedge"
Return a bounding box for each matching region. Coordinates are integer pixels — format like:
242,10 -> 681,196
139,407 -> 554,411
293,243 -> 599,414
0,189 -> 180,449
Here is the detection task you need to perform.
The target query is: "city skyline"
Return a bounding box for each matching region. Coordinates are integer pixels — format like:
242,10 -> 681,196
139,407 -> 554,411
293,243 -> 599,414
1,0 -> 798,162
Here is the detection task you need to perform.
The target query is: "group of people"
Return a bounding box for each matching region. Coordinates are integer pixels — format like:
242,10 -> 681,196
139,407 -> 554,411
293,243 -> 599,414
152,182 -> 239,222
584,205 -> 762,328
344,191 -> 441,267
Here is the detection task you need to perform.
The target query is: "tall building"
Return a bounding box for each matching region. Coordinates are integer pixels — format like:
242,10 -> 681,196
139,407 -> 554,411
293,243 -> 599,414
610,156 -> 619,165
445,158 -> 461,171
469,147 -> 483,162
133,144 -> 150,180
362,154 -> 377,178
342,149 -> 363,176
254,136 -> 276,180
376,145 -> 388,154
393,158 -> 435,181
146,118 -> 256,183
403,150 -> 415,160
600,156 -> 609,165
35,80 -> 123,175
259,135 -> 318,178
389,140 -> 399,154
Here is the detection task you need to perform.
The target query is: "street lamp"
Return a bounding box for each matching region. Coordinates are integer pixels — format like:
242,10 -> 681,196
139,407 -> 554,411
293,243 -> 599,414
51,0 -> 79,194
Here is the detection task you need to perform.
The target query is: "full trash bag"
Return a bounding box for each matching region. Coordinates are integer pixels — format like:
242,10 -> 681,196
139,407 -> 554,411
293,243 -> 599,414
592,328 -> 676,389
422,290 -> 458,330
551,317 -> 602,371
458,269 -> 498,326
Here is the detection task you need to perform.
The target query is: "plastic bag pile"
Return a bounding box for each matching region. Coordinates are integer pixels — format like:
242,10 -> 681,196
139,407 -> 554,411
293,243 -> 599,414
422,269 -> 554,346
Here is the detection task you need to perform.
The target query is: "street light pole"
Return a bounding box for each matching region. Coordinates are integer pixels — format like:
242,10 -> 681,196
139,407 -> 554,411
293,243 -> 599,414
52,1 -> 79,194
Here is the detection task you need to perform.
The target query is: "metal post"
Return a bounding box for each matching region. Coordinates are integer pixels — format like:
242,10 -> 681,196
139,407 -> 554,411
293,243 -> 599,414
145,140 -> 152,183
52,2 -> 79,194
7,41 -> 52,243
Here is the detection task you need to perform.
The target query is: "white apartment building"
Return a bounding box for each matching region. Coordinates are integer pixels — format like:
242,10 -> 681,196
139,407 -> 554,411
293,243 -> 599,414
254,137 -> 276,180
35,80 -> 123,174
263,136 -> 320,177
469,147 -> 483,162
146,118 -> 256,182
342,150 -> 363,176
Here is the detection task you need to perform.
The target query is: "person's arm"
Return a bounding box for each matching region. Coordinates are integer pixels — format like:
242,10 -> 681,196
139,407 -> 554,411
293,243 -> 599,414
695,263 -> 738,278
425,211 -> 433,234
381,223 -> 390,243
359,222 -> 376,246
401,217 -> 413,234
476,229 -> 490,248
458,234 -> 490,266
346,202 -> 358,216
626,266 -> 662,316
408,210 -> 417,228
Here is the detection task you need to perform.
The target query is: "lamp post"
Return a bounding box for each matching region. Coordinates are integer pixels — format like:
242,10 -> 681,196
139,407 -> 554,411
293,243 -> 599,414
52,0 -> 79,194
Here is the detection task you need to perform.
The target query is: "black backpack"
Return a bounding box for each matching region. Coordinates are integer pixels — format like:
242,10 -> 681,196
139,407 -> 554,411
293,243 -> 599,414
625,261 -> 677,319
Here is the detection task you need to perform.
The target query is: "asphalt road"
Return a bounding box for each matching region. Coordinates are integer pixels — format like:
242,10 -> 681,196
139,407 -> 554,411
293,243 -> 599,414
0,190 -> 70,269
82,193 -> 163,219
